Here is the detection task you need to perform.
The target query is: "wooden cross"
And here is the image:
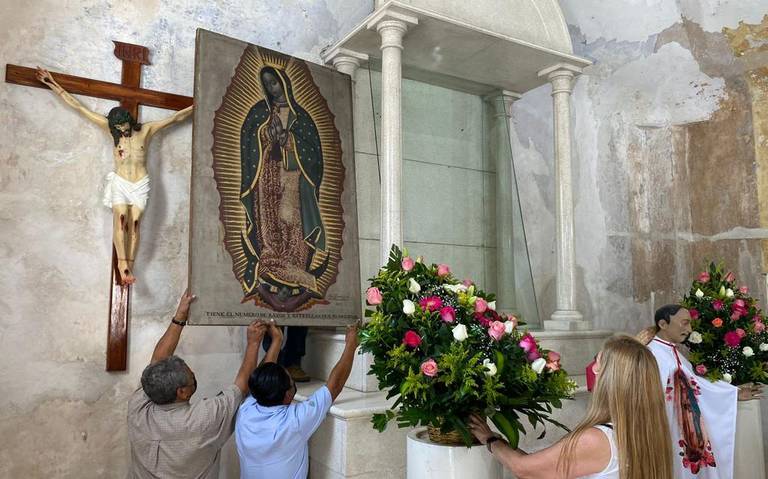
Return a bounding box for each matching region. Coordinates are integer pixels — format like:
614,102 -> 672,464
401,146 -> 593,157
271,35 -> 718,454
6,41 -> 193,371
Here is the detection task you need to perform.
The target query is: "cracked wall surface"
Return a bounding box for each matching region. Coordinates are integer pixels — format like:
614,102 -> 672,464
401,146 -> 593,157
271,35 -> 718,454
510,2 -> 768,470
513,0 -> 768,332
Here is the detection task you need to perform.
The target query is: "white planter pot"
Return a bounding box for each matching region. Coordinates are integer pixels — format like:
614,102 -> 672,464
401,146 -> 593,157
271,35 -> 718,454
407,428 -> 503,479
734,399 -> 765,479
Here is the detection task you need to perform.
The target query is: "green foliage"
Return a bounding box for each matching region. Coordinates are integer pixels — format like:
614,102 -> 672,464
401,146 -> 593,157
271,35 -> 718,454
360,245 -> 577,446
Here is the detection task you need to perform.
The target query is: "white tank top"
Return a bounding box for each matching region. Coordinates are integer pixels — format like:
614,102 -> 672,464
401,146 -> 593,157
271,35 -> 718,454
579,424 -> 619,479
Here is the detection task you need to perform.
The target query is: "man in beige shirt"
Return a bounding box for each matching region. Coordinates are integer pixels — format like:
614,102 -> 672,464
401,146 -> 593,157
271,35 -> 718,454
127,290 -> 282,478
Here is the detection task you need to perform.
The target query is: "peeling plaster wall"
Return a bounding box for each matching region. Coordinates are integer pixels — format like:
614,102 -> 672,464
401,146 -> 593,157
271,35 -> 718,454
513,0 -> 768,332
0,1 -> 372,477
514,5 -> 768,467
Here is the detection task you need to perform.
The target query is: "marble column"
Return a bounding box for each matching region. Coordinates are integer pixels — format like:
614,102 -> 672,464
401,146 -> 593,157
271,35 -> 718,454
368,11 -> 417,264
538,64 -> 590,331
324,47 -> 368,80
486,91 -> 524,319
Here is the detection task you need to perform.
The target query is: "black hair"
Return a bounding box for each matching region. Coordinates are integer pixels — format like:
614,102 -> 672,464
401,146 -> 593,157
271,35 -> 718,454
248,362 -> 292,406
654,304 -> 683,329
107,106 -> 142,146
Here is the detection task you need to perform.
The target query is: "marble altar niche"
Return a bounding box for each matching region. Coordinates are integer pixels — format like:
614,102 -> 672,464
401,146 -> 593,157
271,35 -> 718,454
296,1 -> 611,477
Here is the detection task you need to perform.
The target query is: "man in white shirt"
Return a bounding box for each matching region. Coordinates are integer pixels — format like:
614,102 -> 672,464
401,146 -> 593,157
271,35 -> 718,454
235,323 -> 359,479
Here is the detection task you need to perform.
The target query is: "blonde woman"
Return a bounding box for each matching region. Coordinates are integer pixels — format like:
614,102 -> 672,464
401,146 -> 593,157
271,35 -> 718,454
468,335 -> 672,479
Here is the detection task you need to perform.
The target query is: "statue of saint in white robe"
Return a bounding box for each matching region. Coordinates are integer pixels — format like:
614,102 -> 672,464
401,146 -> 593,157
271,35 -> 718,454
649,337 -> 738,478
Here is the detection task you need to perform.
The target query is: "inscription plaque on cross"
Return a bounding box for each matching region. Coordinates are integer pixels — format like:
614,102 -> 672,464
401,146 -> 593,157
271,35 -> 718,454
6,41 -> 193,371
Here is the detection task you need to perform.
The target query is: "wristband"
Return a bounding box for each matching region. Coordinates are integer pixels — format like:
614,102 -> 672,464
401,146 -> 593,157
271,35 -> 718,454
171,318 -> 187,327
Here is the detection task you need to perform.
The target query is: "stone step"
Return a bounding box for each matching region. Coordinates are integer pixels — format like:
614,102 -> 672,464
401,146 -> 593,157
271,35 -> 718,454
295,381 -> 407,478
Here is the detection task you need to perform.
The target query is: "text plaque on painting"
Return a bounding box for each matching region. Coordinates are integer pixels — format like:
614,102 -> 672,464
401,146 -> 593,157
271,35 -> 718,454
189,30 -> 361,325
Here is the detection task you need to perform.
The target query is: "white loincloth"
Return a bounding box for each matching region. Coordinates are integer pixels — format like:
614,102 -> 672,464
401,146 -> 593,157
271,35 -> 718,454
103,172 -> 150,211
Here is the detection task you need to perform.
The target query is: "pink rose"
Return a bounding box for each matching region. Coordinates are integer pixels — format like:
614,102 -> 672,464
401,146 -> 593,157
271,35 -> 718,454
736,328 -> 746,338
697,272 -> 710,283
365,287 -> 383,305
401,256 -> 415,271
731,300 -> 748,320
420,358 -> 438,377
419,296 -> 443,313
488,321 -> 506,341
724,331 -> 742,348
695,364 -> 708,375
439,306 -> 456,323
754,320 -> 766,333
437,264 -> 451,277
475,298 -> 488,314
725,271 -> 736,283
546,351 -> 561,372
518,333 -> 541,361
712,318 -> 723,328
712,300 -> 724,311
689,309 -> 700,320
740,286 -> 749,294
462,278 -> 474,287
403,330 -> 422,348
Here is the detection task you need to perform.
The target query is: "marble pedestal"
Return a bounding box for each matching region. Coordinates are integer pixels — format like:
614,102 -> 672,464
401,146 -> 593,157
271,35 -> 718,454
735,399 -> 766,479
295,380 -> 407,479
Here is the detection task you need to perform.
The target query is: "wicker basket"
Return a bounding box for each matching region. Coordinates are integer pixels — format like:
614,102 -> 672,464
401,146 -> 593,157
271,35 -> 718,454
426,425 -> 480,446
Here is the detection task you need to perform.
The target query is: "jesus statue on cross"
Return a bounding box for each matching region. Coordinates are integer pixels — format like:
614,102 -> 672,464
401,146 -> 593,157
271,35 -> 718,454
36,67 -> 193,285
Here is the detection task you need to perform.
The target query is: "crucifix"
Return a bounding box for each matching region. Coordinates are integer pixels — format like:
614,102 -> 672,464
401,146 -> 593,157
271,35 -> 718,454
5,41 -> 193,371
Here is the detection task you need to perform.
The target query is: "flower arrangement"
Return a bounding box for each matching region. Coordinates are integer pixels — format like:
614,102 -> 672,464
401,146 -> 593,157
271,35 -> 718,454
359,246 -> 576,447
682,263 -> 768,385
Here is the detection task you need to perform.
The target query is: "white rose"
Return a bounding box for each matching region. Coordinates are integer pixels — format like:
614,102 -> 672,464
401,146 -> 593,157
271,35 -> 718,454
688,331 -> 703,344
402,299 -> 416,316
695,289 -> 704,298
722,373 -> 733,383
408,278 -> 421,294
760,343 -> 768,352
452,324 -> 468,342
503,321 -> 516,334
443,283 -> 467,294
531,357 -> 547,374
726,288 -> 734,298
743,346 -> 755,357
488,301 -> 497,311
482,359 -> 497,377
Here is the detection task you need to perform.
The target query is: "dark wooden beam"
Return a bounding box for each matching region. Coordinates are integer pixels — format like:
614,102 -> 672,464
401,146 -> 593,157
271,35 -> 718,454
5,64 -> 192,111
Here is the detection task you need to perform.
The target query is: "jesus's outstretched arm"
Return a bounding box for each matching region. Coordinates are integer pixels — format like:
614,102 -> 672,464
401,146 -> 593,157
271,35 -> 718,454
36,67 -> 108,130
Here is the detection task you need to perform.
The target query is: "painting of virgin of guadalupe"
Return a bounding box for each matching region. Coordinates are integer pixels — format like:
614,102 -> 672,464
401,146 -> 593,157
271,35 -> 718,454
189,30 -> 361,324
238,65 -> 329,309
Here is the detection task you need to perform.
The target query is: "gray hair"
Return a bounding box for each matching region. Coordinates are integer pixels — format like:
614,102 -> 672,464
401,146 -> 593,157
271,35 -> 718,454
141,355 -> 190,404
